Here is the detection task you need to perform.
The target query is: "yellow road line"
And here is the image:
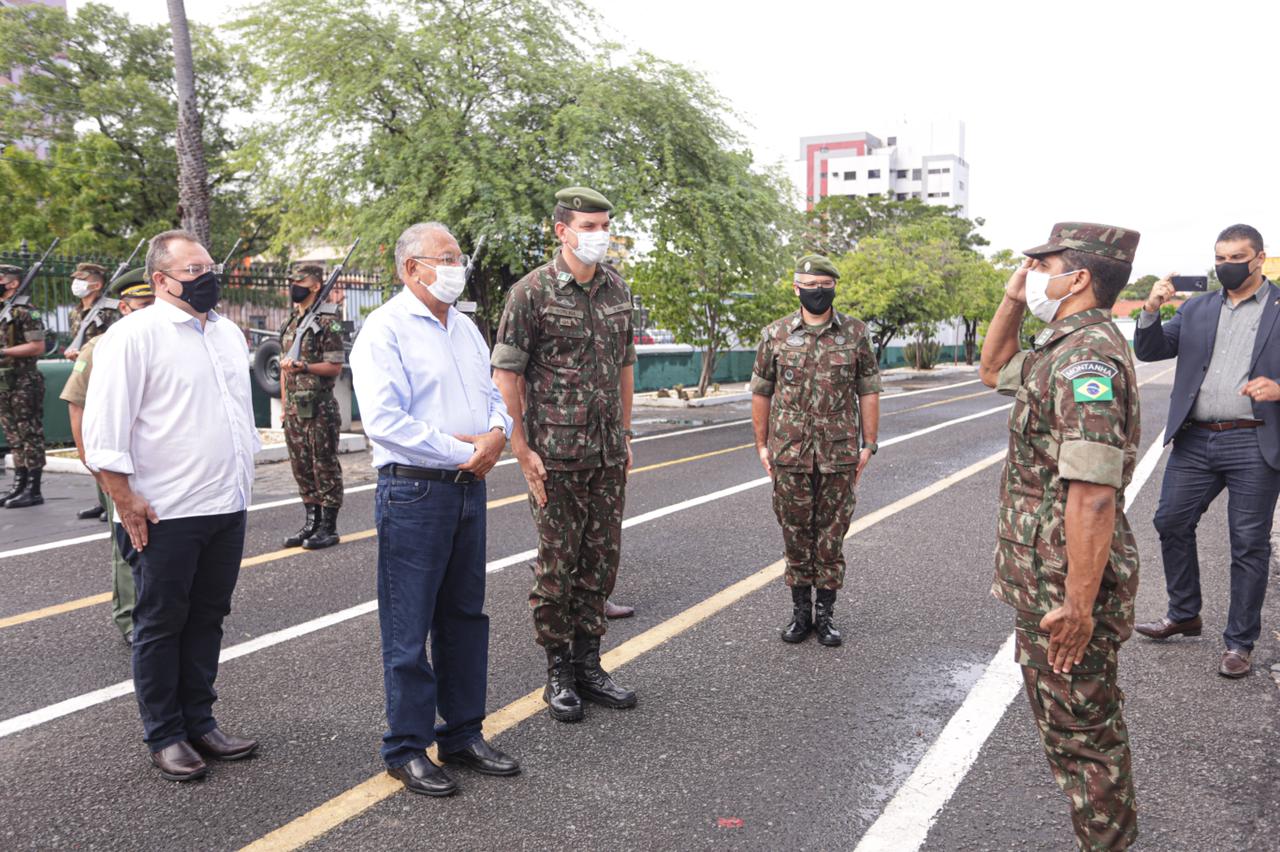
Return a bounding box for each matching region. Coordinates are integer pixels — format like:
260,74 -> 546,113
240,448 -> 1009,852
0,593 -> 113,630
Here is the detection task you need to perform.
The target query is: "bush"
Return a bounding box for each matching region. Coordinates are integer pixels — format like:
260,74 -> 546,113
903,338 -> 942,369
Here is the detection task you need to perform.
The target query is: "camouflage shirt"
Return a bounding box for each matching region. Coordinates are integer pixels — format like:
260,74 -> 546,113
0,304 -> 46,370
750,310 -> 882,472
993,307 -> 1141,640
67,300 -> 121,349
491,250 -> 637,472
280,310 -> 346,393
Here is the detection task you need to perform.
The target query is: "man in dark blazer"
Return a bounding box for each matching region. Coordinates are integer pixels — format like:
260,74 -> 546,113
1133,223 -> 1280,679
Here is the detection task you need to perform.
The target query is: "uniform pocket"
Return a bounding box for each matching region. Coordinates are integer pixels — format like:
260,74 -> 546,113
823,421 -> 859,466
536,407 -> 589,461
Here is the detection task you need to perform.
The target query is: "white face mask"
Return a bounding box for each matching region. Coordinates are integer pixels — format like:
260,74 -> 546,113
421,263 -> 467,304
71,278 -> 93,299
1025,268 -> 1080,323
567,227 -> 610,266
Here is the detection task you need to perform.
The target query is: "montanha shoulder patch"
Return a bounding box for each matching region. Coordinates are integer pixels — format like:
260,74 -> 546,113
1060,360 -> 1118,381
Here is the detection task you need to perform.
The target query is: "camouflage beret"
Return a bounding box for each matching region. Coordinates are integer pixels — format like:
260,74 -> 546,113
794,254 -> 840,280
289,264 -> 325,282
112,267 -> 152,297
0,265 -> 22,279
74,262 -> 108,280
1023,223 -> 1140,264
555,186 -> 612,213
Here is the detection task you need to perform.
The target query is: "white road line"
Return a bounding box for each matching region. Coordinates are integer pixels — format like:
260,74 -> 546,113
853,429 -> 1168,852
0,403 -> 1015,740
880,378 -> 982,400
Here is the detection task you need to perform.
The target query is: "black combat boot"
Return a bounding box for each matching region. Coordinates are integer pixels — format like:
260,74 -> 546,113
1,468 -> 27,504
6,468 -> 42,508
283,504 -> 319,548
813,588 -> 843,647
781,585 -> 813,643
77,504 -> 105,520
572,633 -> 637,709
303,506 -> 340,550
544,646 -> 584,723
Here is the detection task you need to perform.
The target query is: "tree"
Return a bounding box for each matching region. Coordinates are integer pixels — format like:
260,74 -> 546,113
0,2 -> 265,255
166,0 -> 212,246
953,248 -> 1014,364
800,194 -> 987,258
1120,273 -> 1158,301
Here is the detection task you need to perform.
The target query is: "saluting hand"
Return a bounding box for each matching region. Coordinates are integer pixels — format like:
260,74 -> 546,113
117,491 -> 159,551
1241,376 -> 1280,403
1004,259 -> 1033,303
517,447 -> 549,507
1039,604 -> 1095,674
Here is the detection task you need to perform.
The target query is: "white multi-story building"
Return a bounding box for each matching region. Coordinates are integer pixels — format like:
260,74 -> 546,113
796,120 -> 970,217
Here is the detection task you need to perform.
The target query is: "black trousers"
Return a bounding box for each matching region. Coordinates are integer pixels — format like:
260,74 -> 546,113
130,511 -> 246,750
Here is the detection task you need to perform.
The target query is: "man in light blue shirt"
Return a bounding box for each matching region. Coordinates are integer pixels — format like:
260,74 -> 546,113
350,222 -> 520,797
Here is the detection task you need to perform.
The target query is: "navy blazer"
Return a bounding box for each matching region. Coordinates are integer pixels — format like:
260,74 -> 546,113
1133,278 -> 1280,469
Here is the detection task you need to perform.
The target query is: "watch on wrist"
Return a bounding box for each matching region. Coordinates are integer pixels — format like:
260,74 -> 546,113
862,440 -> 878,455
301,361 -> 310,373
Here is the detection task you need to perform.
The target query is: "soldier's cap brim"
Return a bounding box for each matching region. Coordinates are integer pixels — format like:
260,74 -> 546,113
1022,242 -> 1069,258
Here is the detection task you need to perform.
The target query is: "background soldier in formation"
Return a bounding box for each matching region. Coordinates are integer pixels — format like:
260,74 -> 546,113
980,223 -> 1143,851
0,263 -> 47,508
59,268 -> 155,646
279,264 -> 346,550
493,186 -> 638,723
65,262 -> 121,360
751,254 -> 881,646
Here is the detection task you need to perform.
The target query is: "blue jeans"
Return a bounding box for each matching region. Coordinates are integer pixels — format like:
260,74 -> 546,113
1153,427 -> 1280,651
375,471 -> 489,769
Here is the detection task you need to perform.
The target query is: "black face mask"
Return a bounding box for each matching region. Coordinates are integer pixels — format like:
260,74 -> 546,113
290,284 -> 312,303
1216,257 -> 1257,291
798,286 -> 835,315
174,270 -> 221,313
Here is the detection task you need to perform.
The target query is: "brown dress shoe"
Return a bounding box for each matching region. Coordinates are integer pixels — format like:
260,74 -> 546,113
150,741 -> 208,782
605,600 -> 634,619
191,728 -> 259,761
1134,615 -> 1202,640
1219,649 -> 1251,679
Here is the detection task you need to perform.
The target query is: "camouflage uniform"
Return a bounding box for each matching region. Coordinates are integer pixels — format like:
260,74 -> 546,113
0,303 -> 46,470
67,300 -> 120,350
995,297 -> 1141,850
751,310 -> 881,589
280,311 -> 346,509
492,249 -> 635,646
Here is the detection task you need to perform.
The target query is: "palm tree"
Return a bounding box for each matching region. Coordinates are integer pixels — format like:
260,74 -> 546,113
167,0 -> 211,247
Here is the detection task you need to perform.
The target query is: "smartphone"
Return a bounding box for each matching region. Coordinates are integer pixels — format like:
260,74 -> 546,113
1171,275 -> 1208,292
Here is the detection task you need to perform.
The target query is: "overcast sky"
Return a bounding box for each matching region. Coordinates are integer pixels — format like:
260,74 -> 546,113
75,0 -> 1279,278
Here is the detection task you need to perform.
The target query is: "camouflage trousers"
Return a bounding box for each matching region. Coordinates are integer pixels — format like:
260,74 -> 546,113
1016,614 -> 1138,851
0,369 -> 44,470
284,393 -> 343,509
528,464 -> 626,647
771,466 -> 857,590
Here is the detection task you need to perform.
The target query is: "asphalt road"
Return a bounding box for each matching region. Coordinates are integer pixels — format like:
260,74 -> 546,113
0,363 -> 1275,851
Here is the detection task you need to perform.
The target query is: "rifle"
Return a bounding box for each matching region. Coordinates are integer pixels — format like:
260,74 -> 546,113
67,238 -> 145,351
0,238 -> 59,328
220,237 -> 243,273
284,238 -> 360,362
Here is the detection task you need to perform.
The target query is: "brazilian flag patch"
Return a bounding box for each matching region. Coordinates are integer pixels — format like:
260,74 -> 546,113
1072,376 -> 1113,402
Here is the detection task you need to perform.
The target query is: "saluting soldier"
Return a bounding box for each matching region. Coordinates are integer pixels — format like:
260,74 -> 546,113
0,263 -> 48,508
979,223 -> 1143,851
60,268 -> 155,646
65,262 -> 121,360
751,255 -> 881,646
279,264 -> 346,550
492,186 -> 638,723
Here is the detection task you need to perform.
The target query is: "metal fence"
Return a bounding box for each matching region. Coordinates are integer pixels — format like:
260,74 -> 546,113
0,244 -> 391,353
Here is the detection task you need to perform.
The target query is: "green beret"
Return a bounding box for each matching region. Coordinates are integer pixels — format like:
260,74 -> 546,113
794,254 -> 839,280
112,267 -> 152,297
555,186 -> 612,214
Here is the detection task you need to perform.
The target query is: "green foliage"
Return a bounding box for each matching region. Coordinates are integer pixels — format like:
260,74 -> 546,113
0,2 -> 267,254
1120,273 -> 1159,301
1129,302 -> 1177,321
902,337 -> 941,370
801,194 -> 988,257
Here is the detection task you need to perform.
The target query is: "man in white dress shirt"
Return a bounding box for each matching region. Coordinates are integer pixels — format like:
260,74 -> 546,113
350,222 -> 520,797
84,230 -> 262,783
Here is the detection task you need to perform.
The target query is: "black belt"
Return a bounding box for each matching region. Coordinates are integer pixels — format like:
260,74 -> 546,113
382,464 -> 477,484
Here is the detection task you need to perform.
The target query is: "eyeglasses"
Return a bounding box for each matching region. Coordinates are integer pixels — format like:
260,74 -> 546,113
161,263 -> 225,277
412,254 -> 469,268
794,279 -> 836,290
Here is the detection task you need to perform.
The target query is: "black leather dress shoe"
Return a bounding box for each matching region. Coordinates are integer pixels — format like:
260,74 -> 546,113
150,741 -> 207,782
440,739 -> 521,776
190,728 -> 258,760
387,756 -> 458,797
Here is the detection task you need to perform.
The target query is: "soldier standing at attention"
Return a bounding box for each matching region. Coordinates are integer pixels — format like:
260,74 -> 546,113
979,223 -> 1143,851
279,264 -> 346,550
492,186 -> 638,723
0,263 -> 48,508
751,255 -> 881,646
65,262 -> 121,360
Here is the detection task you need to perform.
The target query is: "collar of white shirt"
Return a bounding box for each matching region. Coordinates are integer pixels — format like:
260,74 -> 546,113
395,286 -> 457,328
153,296 -> 223,328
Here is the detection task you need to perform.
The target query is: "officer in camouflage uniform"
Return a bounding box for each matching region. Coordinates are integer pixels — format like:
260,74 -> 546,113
751,255 -> 881,647
65,262 -> 121,360
492,186 -> 638,723
979,223 -> 1143,851
0,263 -> 48,508
279,264 -> 346,550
